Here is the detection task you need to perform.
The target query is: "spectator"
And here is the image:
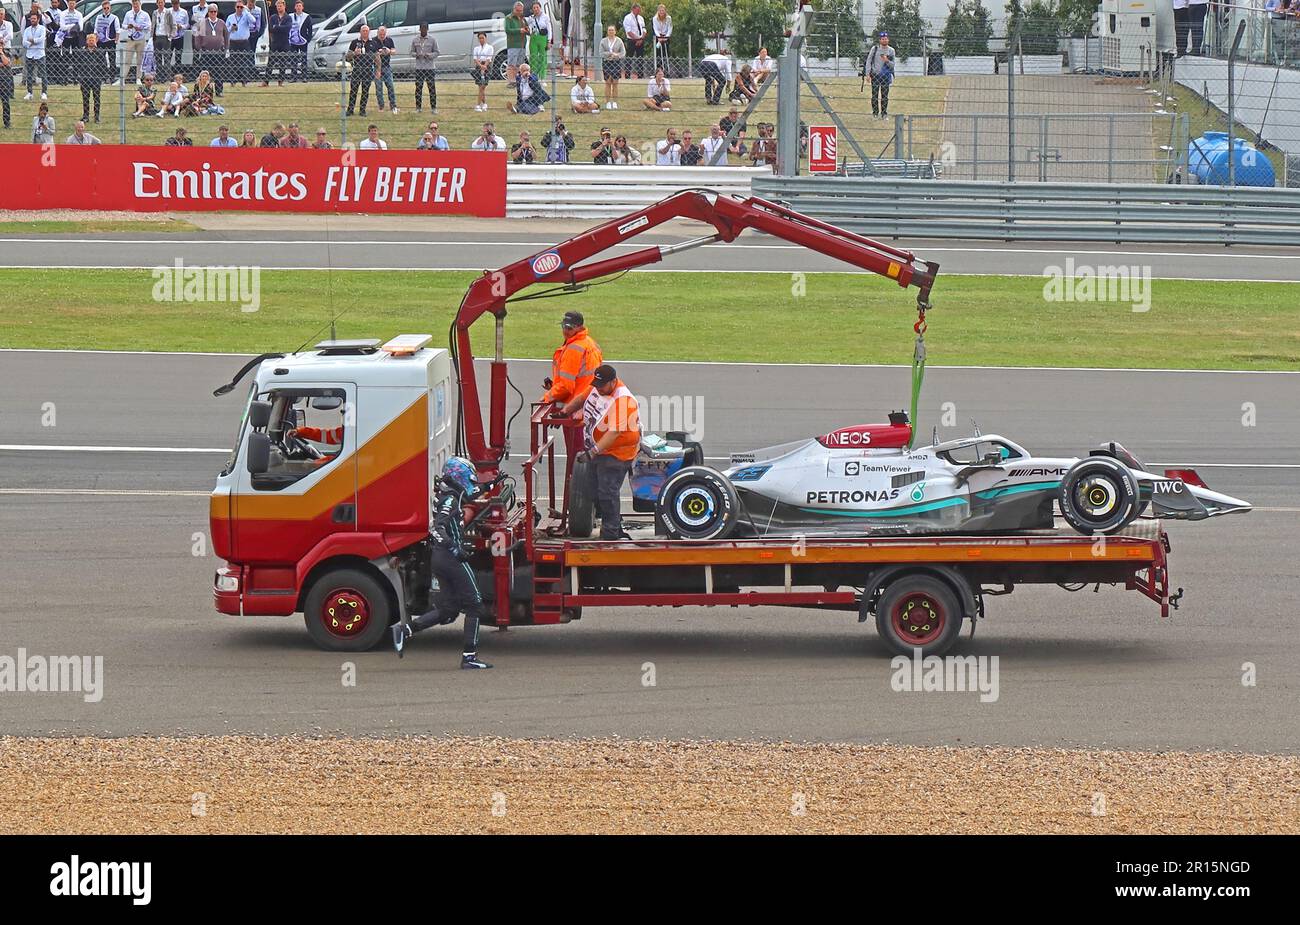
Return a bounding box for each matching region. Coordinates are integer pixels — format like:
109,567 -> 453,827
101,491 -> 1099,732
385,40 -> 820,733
92,1 -> 119,84
541,119 -> 574,162
863,31 -> 895,118
651,4 -> 671,74
165,0 -> 187,78
164,124 -> 191,144
509,61 -> 548,114
66,118 -> 101,144
590,126 -> 614,163
411,22 -> 438,112
571,74 -> 598,114
699,49 -> 729,105
159,76 -> 185,116
418,120 -> 450,149
701,122 -> 739,165
611,133 -> 641,165
655,127 -> 680,165
358,122 -> 387,149
209,123 -> 237,146
151,0 -> 171,79
526,1 -> 549,80
31,102 -> 55,143
226,0 -> 257,86
184,68 -> 220,114
504,1 -> 527,87
264,0 -> 290,85
622,3 -> 645,78
471,31 -> 492,111
373,23 -> 397,113
749,121 -> 776,168
510,129 -> 535,163
57,0 -> 86,84
751,47 -> 774,83
280,120 -> 308,147
22,12 -> 48,100
238,127 -> 257,146
600,24 -> 623,109
470,120 -> 506,151
0,21 -> 12,129
344,24 -> 374,116
679,128 -> 702,165
729,63 -> 756,103
133,72 -> 158,114
192,4 -> 226,97
288,0 -> 311,82
260,121 -> 285,146
643,66 -> 671,111
311,127 -> 332,148
72,34 -> 107,123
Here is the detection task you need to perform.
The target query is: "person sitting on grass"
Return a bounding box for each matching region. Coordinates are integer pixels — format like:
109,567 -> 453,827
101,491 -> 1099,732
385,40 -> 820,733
612,133 -> 641,164
570,74 -> 599,114
729,64 -> 756,103
133,73 -> 159,116
311,127 -> 333,149
260,122 -> 286,146
239,128 -> 258,147
509,62 -> 549,114
164,124 -> 192,144
159,78 -> 186,117
280,120 -> 308,148
643,66 -> 670,110
183,69 -> 221,115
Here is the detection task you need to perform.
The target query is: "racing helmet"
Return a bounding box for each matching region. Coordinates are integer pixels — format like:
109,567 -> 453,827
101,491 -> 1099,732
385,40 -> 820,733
441,457 -> 479,495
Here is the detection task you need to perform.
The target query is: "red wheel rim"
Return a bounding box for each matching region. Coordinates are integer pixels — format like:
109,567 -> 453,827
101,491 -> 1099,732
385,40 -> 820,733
891,592 -> 945,647
319,588 -> 371,638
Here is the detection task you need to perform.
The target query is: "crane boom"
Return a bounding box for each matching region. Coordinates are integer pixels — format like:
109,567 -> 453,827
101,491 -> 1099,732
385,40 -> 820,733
451,190 -> 940,471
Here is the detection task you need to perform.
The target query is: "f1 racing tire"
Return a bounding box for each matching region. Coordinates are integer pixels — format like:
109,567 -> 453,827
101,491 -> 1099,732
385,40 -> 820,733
1058,457 -> 1140,535
656,466 -> 740,541
568,457 -> 596,538
874,574 -> 964,657
303,567 -> 394,651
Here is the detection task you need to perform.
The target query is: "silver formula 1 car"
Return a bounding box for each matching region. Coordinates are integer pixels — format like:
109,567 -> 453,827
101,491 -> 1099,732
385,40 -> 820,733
644,412 -> 1250,540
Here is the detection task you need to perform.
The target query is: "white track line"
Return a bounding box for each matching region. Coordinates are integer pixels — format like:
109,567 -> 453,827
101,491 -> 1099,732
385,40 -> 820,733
2,347 -> 1296,375
0,488 -> 208,496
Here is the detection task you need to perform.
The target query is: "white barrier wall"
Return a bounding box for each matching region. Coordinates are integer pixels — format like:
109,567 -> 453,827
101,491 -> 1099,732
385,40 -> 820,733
507,165 -> 770,217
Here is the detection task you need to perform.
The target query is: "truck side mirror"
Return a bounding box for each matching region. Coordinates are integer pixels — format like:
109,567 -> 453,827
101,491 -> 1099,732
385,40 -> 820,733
249,400 -> 272,430
247,431 -> 271,474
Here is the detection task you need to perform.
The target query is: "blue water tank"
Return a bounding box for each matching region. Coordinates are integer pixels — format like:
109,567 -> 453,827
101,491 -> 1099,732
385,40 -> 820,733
1187,132 -> 1276,187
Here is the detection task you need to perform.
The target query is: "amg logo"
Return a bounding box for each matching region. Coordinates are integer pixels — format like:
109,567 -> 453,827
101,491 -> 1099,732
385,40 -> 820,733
806,489 -> 901,505
1009,467 -> 1065,477
1151,479 -> 1185,494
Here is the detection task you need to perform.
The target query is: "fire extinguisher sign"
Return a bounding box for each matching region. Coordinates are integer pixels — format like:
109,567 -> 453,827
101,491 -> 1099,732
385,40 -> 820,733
808,125 -> 837,173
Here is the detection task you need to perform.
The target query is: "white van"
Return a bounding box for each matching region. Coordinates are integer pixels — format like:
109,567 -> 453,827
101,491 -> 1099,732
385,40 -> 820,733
308,0 -> 556,77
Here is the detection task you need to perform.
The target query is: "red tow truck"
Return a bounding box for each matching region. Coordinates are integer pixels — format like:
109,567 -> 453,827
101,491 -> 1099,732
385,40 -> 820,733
211,191 -> 1178,656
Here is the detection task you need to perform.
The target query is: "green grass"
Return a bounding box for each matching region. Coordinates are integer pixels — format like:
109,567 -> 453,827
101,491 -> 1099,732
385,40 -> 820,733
0,75 -> 948,163
0,218 -> 199,234
1,268 -> 1297,369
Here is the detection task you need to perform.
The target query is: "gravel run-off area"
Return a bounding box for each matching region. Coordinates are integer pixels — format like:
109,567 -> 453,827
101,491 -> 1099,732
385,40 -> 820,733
3,737 -> 1298,834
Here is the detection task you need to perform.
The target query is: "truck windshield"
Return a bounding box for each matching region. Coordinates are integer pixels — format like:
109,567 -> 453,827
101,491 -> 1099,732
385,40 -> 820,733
220,383 -> 256,477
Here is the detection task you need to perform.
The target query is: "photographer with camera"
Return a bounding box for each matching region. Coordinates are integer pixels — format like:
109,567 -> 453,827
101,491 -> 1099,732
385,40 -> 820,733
470,120 -> 506,151
590,125 -> 615,163
509,129 -> 536,163
541,119 -> 575,162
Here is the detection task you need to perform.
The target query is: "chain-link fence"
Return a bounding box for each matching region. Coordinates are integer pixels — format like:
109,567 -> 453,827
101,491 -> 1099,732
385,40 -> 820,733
0,2 -> 1295,186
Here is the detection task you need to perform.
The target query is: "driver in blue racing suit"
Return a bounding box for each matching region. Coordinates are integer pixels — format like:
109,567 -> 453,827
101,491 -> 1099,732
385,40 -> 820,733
392,457 -> 493,669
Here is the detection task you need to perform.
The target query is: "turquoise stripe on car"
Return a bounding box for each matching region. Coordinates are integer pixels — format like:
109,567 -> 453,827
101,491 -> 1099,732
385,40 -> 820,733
974,480 -> 1061,500
798,496 -> 968,518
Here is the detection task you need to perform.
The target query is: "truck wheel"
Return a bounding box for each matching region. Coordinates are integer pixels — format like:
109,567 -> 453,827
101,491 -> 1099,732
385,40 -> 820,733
875,575 -> 964,657
568,457 -> 595,537
303,568 -> 393,651
1058,457 -> 1139,535
656,466 -> 739,540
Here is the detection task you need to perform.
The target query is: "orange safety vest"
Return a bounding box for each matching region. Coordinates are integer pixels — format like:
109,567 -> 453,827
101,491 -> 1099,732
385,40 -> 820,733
543,326 -> 603,405
588,379 -> 641,462
296,425 -> 343,445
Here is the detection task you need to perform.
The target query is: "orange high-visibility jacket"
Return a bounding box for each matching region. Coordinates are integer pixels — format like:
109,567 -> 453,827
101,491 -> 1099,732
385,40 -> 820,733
296,425 -> 343,445
590,379 -> 641,462
543,326 -> 603,405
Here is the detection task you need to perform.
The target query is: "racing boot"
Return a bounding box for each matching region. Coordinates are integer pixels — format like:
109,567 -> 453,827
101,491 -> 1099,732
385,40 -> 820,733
391,622 -> 413,657
461,652 -> 493,670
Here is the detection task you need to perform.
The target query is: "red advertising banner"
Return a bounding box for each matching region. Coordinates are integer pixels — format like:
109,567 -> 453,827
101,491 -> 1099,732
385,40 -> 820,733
807,125 -> 838,174
0,144 -> 506,216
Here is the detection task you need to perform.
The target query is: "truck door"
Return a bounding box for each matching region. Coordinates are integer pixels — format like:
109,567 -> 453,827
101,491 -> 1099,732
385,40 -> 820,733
231,384 -> 358,568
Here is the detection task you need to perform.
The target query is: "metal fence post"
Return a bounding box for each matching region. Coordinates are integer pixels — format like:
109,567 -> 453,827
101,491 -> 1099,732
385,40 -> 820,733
894,113 -> 903,158
1007,27 -> 1017,181
339,64 -> 348,146
1227,19 -> 1246,186
119,57 -> 128,144
972,114 -> 979,180
1107,112 -> 1115,183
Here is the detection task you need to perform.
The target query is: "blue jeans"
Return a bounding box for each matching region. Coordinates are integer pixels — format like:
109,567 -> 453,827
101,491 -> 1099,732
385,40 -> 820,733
24,57 -> 48,94
374,68 -> 396,108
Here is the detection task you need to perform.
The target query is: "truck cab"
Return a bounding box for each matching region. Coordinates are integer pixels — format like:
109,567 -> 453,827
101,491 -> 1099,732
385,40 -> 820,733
211,334 -> 456,649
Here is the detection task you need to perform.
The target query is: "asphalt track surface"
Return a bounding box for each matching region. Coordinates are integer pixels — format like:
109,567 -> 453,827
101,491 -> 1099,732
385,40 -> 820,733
2,348 -> 1298,751
2,229 -> 1300,280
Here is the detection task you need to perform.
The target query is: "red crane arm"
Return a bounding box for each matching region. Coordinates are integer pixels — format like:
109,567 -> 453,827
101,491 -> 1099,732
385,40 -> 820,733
453,190 -> 940,471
